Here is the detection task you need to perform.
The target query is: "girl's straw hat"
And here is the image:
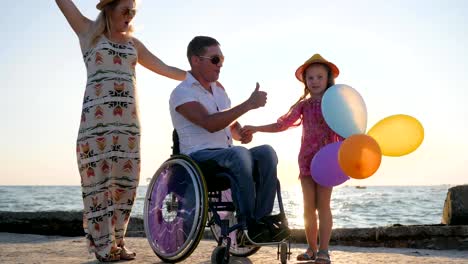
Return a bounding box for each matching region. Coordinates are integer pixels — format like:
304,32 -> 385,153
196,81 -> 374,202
295,53 -> 340,82
96,0 -> 117,10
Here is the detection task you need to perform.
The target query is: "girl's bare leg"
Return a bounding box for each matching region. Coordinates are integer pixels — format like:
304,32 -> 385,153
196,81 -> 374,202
316,184 -> 333,250
301,177 -> 318,254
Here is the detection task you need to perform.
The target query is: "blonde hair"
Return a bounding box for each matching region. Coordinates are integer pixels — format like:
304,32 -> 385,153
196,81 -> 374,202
87,0 -> 136,48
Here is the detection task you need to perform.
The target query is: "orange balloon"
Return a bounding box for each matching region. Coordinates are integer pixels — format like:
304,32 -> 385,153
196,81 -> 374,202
338,134 -> 382,179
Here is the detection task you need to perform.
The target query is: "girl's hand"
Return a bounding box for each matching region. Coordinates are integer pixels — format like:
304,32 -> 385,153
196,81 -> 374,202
241,125 -> 257,135
239,126 -> 255,144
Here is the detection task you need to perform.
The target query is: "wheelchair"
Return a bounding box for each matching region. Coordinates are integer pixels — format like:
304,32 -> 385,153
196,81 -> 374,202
144,131 -> 291,263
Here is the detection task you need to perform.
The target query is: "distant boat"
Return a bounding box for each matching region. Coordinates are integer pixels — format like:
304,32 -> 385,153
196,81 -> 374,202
355,186 -> 367,189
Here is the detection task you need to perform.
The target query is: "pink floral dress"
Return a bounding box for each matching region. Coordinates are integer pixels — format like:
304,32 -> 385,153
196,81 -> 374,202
277,97 -> 343,179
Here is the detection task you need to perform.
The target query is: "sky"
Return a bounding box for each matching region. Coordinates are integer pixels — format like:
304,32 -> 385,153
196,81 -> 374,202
2,0 -> 468,186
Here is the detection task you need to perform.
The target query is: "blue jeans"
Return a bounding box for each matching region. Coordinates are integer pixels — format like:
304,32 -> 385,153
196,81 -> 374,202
190,145 -> 278,221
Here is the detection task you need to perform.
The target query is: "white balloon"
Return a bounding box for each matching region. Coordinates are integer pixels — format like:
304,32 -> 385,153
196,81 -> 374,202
321,84 -> 367,138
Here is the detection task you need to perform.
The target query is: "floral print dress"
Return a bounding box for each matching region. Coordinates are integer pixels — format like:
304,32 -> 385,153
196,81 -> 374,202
76,36 -> 140,258
277,97 -> 343,179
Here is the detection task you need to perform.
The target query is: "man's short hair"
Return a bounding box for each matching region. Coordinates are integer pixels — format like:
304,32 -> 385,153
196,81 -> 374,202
187,36 -> 220,65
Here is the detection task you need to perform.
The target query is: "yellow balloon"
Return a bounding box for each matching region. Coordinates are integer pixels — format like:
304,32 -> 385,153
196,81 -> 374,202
368,114 -> 424,157
338,134 -> 382,179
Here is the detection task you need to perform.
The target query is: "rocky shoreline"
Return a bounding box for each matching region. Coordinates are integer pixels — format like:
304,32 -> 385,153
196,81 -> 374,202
1,211 -> 467,250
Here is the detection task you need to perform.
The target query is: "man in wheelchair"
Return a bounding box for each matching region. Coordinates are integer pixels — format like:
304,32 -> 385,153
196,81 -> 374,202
169,36 -> 290,244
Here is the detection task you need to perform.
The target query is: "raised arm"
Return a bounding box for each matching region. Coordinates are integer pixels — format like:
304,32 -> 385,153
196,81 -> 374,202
176,100 -> 252,133
133,38 -> 186,81
176,83 -> 267,133
55,0 -> 92,36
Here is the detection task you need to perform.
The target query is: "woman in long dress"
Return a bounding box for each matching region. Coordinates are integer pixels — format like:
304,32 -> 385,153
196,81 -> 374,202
55,0 -> 186,261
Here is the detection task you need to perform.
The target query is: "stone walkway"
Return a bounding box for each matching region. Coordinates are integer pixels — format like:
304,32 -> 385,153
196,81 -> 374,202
1,233 -> 467,263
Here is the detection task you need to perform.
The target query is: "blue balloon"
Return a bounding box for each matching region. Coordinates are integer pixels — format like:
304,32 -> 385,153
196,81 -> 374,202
311,142 -> 349,187
321,84 -> 367,138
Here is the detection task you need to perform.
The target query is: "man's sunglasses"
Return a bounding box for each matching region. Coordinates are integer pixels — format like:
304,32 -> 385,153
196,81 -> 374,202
198,55 -> 224,65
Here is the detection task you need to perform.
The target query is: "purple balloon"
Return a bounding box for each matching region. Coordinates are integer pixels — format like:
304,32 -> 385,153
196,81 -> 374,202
310,142 -> 349,187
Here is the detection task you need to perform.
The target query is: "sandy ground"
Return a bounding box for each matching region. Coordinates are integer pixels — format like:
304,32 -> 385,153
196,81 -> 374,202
1,233 -> 467,264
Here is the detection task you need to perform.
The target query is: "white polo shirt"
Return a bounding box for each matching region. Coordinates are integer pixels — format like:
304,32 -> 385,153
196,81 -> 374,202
169,72 -> 233,155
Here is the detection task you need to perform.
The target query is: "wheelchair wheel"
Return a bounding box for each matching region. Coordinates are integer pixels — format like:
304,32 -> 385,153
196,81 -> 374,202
208,189 -> 260,257
280,242 -> 288,264
144,155 -> 208,263
211,245 -> 229,264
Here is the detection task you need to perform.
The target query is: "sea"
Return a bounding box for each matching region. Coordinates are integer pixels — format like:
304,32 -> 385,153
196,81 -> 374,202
0,185 -> 451,229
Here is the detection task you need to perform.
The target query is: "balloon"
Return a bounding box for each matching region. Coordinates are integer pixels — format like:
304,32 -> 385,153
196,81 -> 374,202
338,134 -> 382,179
367,114 -> 424,157
311,142 -> 350,187
322,84 -> 367,138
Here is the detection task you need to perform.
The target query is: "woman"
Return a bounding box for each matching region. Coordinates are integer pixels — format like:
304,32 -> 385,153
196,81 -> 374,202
55,0 -> 186,261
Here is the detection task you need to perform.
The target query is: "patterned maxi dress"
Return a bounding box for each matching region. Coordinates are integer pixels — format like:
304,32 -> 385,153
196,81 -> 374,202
76,35 -> 140,257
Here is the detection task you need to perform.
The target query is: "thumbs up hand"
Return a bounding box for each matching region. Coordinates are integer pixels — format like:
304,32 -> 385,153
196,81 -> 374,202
247,82 -> 267,110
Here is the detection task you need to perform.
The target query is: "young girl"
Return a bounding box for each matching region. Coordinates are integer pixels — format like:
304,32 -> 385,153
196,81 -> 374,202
242,54 -> 342,264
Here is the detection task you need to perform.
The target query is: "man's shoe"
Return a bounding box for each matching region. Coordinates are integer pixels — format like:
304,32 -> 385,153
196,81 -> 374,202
247,220 -> 271,243
271,226 -> 290,241
260,214 -> 290,242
